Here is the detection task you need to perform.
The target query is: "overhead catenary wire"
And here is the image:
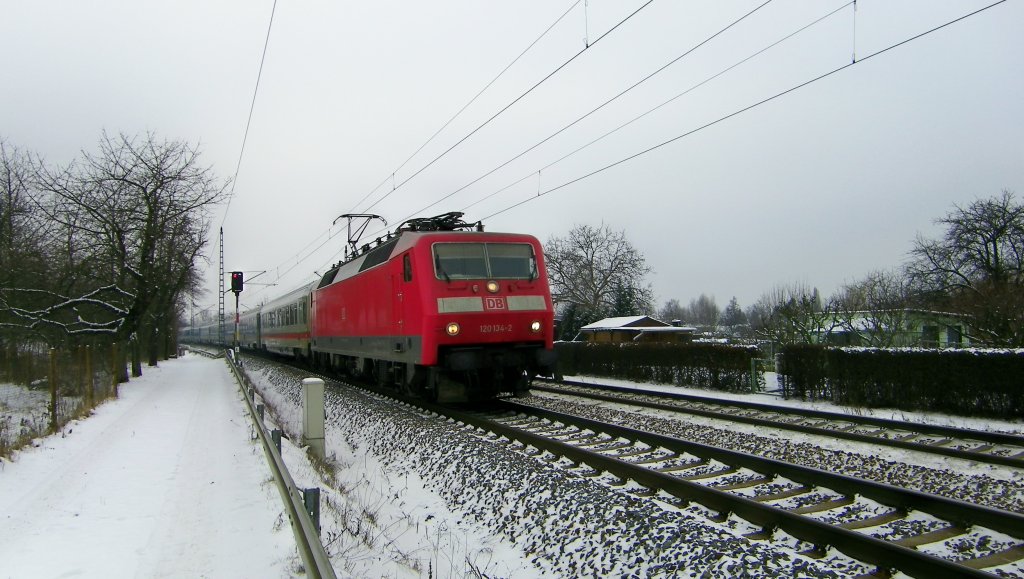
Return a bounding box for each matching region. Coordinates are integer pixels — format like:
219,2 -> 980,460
230,1 -> 1004,309
459,1 -> 855,214
480,0 -> 1009,221
359,0 -> 658,214
220,0 -> 278,228
347,0 -> 583,214
321,0 -> 839,271
244,0 -> 655,300
244,0 -> 586,302
402,0 -> 781,223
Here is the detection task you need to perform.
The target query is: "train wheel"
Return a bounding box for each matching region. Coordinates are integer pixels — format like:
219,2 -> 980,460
376,362 -> 391,388
510,370 -> 531,398
402,364 -> 422,397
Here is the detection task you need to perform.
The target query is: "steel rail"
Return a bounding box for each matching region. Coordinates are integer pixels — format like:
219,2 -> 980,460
534,379 -> 1024,467
433,400 -> 1020,578
225,351 -> 337,579
242,356 -> 1021,577
499,400 -> 1024,536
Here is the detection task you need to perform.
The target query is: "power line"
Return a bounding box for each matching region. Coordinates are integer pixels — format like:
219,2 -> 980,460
233,0 -> 1003,305
459,0 -> 855,214
240,2 -> 584,299
403,0 -> 782,223
481,0 -> 1009,221
246,0 -> 653,296
322,0 -> 793,267
221,0 -> 279,227
359,0 -> 658,214
348,0 -> 583,214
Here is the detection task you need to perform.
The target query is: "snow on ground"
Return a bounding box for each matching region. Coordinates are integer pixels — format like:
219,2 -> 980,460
563,372 -> 1024,435
242,358 -> 545,578
2,351 -> 1020,578
553,375 -> 1024,484
0,383 -> 51,449
0,353 -> 298,578
243,357 -> 866,578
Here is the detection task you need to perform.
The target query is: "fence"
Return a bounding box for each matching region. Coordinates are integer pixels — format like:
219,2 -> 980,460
554,342 -> 761,393
225,349 -> 336,579
553,342 -> 1024,418
0,345 -> 122,457
778,345 -> 1024,419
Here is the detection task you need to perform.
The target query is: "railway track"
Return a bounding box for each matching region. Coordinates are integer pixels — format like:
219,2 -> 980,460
183,346 -> 224,359
533,378 -> 1024,468
239,354 -> 1024,577
447,400 -> 1024,578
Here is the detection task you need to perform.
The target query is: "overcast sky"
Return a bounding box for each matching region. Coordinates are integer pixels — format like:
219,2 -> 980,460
2,0 -> 1021,316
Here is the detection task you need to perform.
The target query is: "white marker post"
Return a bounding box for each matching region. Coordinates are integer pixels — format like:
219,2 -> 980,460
301,378 -> 326,460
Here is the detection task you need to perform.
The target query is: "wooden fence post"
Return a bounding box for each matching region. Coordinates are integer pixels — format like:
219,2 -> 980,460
77,345 -> 84,408
49,348 -> 58,433
3,342 -> 12,382
85,345 -> 94,409
111,343 -> 119,398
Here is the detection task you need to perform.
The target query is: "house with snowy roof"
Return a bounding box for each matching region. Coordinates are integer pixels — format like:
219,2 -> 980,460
818,309 -> 971,348
576,316 -> 695,344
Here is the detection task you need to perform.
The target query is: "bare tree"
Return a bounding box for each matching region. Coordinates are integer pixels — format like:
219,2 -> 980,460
908,190 -> 1024,346
144,208 -> 212,365
544,223 -> 653,336
832,269 -> 913,346
0,139 -> 54,363
1,132 -> 228,375
0,140 -> 47,291
658,298 -> 686,324
687,293 -> 720,329
749,282 -> 836,345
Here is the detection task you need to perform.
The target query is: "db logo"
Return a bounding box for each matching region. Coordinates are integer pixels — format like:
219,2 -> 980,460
484,297 -> 507,310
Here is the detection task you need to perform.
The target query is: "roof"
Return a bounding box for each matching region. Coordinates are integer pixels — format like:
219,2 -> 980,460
580,316 -> 693,331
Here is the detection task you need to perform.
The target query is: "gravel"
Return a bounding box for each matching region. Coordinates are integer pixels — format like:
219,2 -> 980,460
243,357 -> 879,577
522,392 -> 1024,514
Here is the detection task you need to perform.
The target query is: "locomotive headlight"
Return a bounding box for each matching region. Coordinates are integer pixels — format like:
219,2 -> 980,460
530,320 -> 542,333
446,322 -> 461,336
486,280 -> 499,293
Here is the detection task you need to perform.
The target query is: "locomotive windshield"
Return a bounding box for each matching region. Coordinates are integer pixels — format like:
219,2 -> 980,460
433,242 -> 537,280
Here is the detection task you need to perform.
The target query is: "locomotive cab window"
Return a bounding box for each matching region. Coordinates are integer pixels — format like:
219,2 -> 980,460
433,243 -> 536,280
487,244 -> 535,278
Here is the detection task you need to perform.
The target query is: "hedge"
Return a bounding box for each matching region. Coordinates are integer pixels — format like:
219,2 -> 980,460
554,342 -> 760,393
779,345 -> 1024,419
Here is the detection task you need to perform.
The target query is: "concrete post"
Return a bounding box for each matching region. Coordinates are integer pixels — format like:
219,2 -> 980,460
301,378 -> 326,460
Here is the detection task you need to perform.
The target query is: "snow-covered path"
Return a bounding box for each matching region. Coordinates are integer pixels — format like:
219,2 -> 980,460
0,353 -> 296,578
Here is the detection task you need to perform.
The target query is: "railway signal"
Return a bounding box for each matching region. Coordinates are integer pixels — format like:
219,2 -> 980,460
229,271 -> 243,350
230,271 -> 244,293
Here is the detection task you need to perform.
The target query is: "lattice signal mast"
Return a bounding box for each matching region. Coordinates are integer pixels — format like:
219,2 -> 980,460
218,227 -> 225,346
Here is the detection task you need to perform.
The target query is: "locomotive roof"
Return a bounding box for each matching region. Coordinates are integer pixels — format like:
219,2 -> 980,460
316,228 -> 539,289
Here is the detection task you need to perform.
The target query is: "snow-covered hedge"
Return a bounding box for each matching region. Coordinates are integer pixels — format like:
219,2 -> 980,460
554,342 -> 759,393
779,346 -> 1024,418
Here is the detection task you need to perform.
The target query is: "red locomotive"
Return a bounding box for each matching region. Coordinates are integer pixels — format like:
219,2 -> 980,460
187,213 -> 556,401
312,212 -> 555,400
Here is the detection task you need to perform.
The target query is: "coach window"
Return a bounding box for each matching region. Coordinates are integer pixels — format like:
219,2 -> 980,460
403,254 -> 413,282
